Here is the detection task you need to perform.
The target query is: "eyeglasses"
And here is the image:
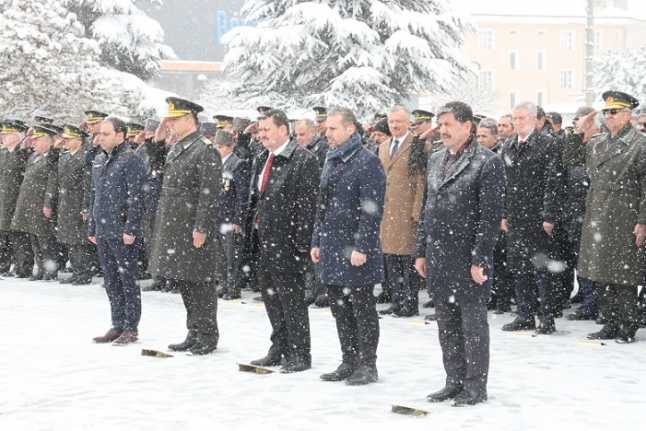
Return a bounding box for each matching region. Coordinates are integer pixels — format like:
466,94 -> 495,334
602,109 -> 627,117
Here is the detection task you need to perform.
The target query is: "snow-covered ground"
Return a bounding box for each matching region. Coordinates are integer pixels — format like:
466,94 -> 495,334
1,277 -> 644,431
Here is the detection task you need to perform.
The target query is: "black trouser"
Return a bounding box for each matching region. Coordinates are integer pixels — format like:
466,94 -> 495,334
305,261 -> 325,299
222,231 -> 243,297
551,228 -> 575,311
512,269 -> 553,323
599,284 -> 640,335
174,279 -> 219,345
436,298 -> 489,397
97,238 -> 141,332
57,242 -> 69,272
384,254 -> 419,313
327,285 -> 379,368
30,234 -> 59,277
0,231 -> 33,276
490,237 -> 513,308
258,265 -> 311,364
68,243 -> 95,280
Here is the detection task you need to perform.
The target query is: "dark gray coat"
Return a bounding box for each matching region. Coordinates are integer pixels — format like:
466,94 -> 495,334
416,139 -> 506,304
45,150 -> 91,245
149,132 -> 223,283
11,152 -> 56,237
499,130 -> 565,275
0,147 -> 30,231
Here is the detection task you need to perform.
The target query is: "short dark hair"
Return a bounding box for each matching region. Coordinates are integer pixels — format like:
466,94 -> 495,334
262,109 -> 289,132
478,118 -> 498,136
437,101 -> 474,124
104,116 -> 127,139
327,107 -> 358,127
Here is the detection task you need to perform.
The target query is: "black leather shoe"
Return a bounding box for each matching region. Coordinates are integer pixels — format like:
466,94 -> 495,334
314,293 -> 329,307
586,325 -> 618,340
615,327 -> 637,344
376,293 -> 391,304
190,340 -> 218,355
43,272 -> 58,281
426,385 -> 462,402
502,317 -> 535,331
59,275 -> 77,284
422,300 -> 434,308
168,332 -> 198,352
72,277 -> 92,285
379,306 -> 399,315
535,319 -> 556,335
250,351 -> 282,367
452,390 -> 487,406
281,360 -> 311,373
566,308 -> 596,321
393,309 -> 419,318
320,362 -> 354,381
346,365 -> 378,385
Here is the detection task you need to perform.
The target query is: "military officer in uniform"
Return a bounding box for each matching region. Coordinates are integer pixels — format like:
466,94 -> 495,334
149,97 -> 223,355
45,125 -> 94,284
577,91 -> 646,343
0,119 -> 34,277
11,125 -> 59,281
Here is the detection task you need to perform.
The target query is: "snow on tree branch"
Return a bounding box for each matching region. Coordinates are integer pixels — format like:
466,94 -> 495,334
220,0 -> 469,117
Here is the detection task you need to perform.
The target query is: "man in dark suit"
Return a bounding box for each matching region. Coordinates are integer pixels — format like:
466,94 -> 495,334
499,102 -> 565,334
214,130 -> 250,300
311,107 -> 386,385
149,97 -> 223,355
247,109 -> 319,373
415,101 -> 505,406
89,117 -> 147,345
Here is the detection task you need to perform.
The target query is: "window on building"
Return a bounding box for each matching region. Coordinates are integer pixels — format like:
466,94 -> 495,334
510,50 -> 519,70
537,50 -> 545,70
537,91 -> 544,106
478,70 -> 495,91
478,28 -> 495,49
560,70 -> 574,89
510,92 -> 517,110
560,31 -> 575,50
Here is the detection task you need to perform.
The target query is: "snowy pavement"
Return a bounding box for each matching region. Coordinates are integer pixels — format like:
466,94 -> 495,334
1,278 -> 644,431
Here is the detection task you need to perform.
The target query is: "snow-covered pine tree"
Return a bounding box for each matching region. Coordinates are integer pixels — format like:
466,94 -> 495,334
66,0 -> 175,81
221,0 -> 469,117
0,0 -> 170,121
0,0 -> 103,119
593,47 -> 646,103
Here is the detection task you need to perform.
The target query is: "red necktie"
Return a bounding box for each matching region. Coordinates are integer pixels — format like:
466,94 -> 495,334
259,153 -> 274,194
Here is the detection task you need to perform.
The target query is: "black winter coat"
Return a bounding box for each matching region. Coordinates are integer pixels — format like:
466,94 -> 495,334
499,130 -> 565,274
247,139 -> 319,273
416,139 -> 506,304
